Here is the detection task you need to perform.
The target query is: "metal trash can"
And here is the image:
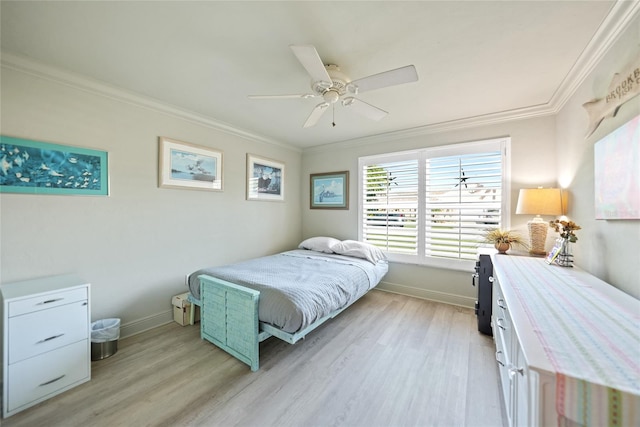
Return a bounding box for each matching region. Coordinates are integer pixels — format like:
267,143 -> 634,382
91,318 -> 120,360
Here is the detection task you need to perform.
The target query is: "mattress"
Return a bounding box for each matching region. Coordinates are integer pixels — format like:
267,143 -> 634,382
188,249 -> 388,333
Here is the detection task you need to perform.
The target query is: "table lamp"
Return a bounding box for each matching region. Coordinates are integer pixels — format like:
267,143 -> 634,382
516,188 -> 563,255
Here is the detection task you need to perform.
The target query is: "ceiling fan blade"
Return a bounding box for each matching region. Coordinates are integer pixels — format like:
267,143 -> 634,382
290,44 -> 332,84
342,97 -> 388,121
303,102 -> 330,128
248,94 -> 317,99
349,65 -> 418,93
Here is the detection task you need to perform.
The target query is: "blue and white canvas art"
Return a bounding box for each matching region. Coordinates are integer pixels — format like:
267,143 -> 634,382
0,135 -> 108,195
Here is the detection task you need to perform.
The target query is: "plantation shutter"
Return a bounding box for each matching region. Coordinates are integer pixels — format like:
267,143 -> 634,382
361,154 -> 419,256
425,151 -> 503,261
359,138 -> 508,268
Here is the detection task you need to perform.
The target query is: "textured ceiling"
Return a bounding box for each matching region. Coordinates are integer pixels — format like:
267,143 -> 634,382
1,1 -> 632,149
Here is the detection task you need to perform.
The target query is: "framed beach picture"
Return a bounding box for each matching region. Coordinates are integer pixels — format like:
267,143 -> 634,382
158,137 -> 222,191
310,171 -> 349,209
0,135 -> 109,196
246,154 -> 284,201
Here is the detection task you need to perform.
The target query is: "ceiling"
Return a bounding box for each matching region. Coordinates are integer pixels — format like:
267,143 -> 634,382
0,1 -> 633,149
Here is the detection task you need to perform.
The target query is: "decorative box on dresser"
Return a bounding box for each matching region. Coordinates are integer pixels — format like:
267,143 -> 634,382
1,274 -> 91,418
489,254 -> 639,427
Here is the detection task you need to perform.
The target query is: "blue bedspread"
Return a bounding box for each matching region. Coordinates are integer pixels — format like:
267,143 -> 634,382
188,249 -> 388,333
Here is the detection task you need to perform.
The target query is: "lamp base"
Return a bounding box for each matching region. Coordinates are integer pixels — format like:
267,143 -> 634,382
528,218 -> 548,256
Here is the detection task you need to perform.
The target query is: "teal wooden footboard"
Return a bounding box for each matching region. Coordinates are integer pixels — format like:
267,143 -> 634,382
197,274 -> 357,371
199,274 -> 267,371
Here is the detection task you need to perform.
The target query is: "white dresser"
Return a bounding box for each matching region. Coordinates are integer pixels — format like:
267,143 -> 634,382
1,274 -> 91,418
490,254 -> 639,427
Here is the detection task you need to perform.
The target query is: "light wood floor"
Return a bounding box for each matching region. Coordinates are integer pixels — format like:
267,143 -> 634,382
3,290 -> 506,427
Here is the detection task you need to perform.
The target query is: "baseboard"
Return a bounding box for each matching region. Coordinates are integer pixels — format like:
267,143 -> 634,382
376,281 -> 476,309
119,285 -> 474,339
119,310 -> 174,339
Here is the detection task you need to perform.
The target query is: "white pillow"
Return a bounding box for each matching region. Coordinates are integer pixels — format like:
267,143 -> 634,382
331,240 -> 387,264
298,236 -> 341,254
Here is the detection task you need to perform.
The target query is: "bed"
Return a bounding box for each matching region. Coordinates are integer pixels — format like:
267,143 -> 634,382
186,237 -> 388,371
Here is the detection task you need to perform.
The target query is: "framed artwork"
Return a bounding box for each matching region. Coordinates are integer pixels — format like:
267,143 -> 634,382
158,137 -> 222,191
0,135 -> 109,196
594,115 -> 639,219
310,171 -> 349,209
246,154 -> 284,201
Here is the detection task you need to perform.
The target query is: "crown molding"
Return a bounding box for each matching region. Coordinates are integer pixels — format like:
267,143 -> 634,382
1,52 -> 301,153
303,103 -> 555,153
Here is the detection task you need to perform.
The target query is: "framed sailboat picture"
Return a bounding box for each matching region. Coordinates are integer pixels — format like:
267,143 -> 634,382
159,137 -> 223,191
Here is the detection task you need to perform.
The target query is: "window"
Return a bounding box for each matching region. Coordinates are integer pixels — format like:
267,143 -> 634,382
359,138 -> 510,271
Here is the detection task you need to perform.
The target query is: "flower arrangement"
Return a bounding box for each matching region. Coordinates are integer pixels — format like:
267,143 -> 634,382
482,229 -> 529,249
549,219 -> 581,242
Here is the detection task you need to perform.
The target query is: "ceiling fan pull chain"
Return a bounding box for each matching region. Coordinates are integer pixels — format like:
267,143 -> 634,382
332,104 -> 336,127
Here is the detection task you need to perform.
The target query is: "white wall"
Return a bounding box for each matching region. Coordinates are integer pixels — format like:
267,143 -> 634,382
556,15 -> 640,298
301,115 -> 558,307
0,67 -> 302,335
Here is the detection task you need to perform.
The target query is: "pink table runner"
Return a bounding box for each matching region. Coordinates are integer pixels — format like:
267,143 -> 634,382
495,256 -> 639,426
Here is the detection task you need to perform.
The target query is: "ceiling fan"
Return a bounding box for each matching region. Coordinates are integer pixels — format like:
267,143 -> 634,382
249,45 -> 419,128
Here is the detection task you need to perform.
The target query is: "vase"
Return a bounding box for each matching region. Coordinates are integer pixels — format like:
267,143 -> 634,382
495,242 -> 510,254
555,238 -> 573,267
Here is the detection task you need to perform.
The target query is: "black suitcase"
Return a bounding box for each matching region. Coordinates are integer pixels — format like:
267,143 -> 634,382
473,254 -> 493,336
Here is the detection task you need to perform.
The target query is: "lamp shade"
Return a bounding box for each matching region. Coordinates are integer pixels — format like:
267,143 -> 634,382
516,188 -> 563,216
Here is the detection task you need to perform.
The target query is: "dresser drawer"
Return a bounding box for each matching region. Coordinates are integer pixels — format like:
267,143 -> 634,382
8,287 -> 87,317
8,300 -> 88,364
494,302 -> 512,359
493,282 -> 512,358
7,340 -> 89,413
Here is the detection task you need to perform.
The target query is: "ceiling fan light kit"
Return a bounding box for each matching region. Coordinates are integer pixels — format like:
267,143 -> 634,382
249,44 -> 418,128
322,89 -> 340,104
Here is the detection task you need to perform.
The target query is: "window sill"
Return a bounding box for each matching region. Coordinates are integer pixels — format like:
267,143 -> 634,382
386,255 -> 476,272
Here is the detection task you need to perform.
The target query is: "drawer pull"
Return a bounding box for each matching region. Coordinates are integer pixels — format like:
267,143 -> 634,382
497,298 -> 506,310
37,333 -> 65,344
496,318 -> 507,331
38,298 -> 64,305
495,350 -> 506,367
39,375 -> 65,386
